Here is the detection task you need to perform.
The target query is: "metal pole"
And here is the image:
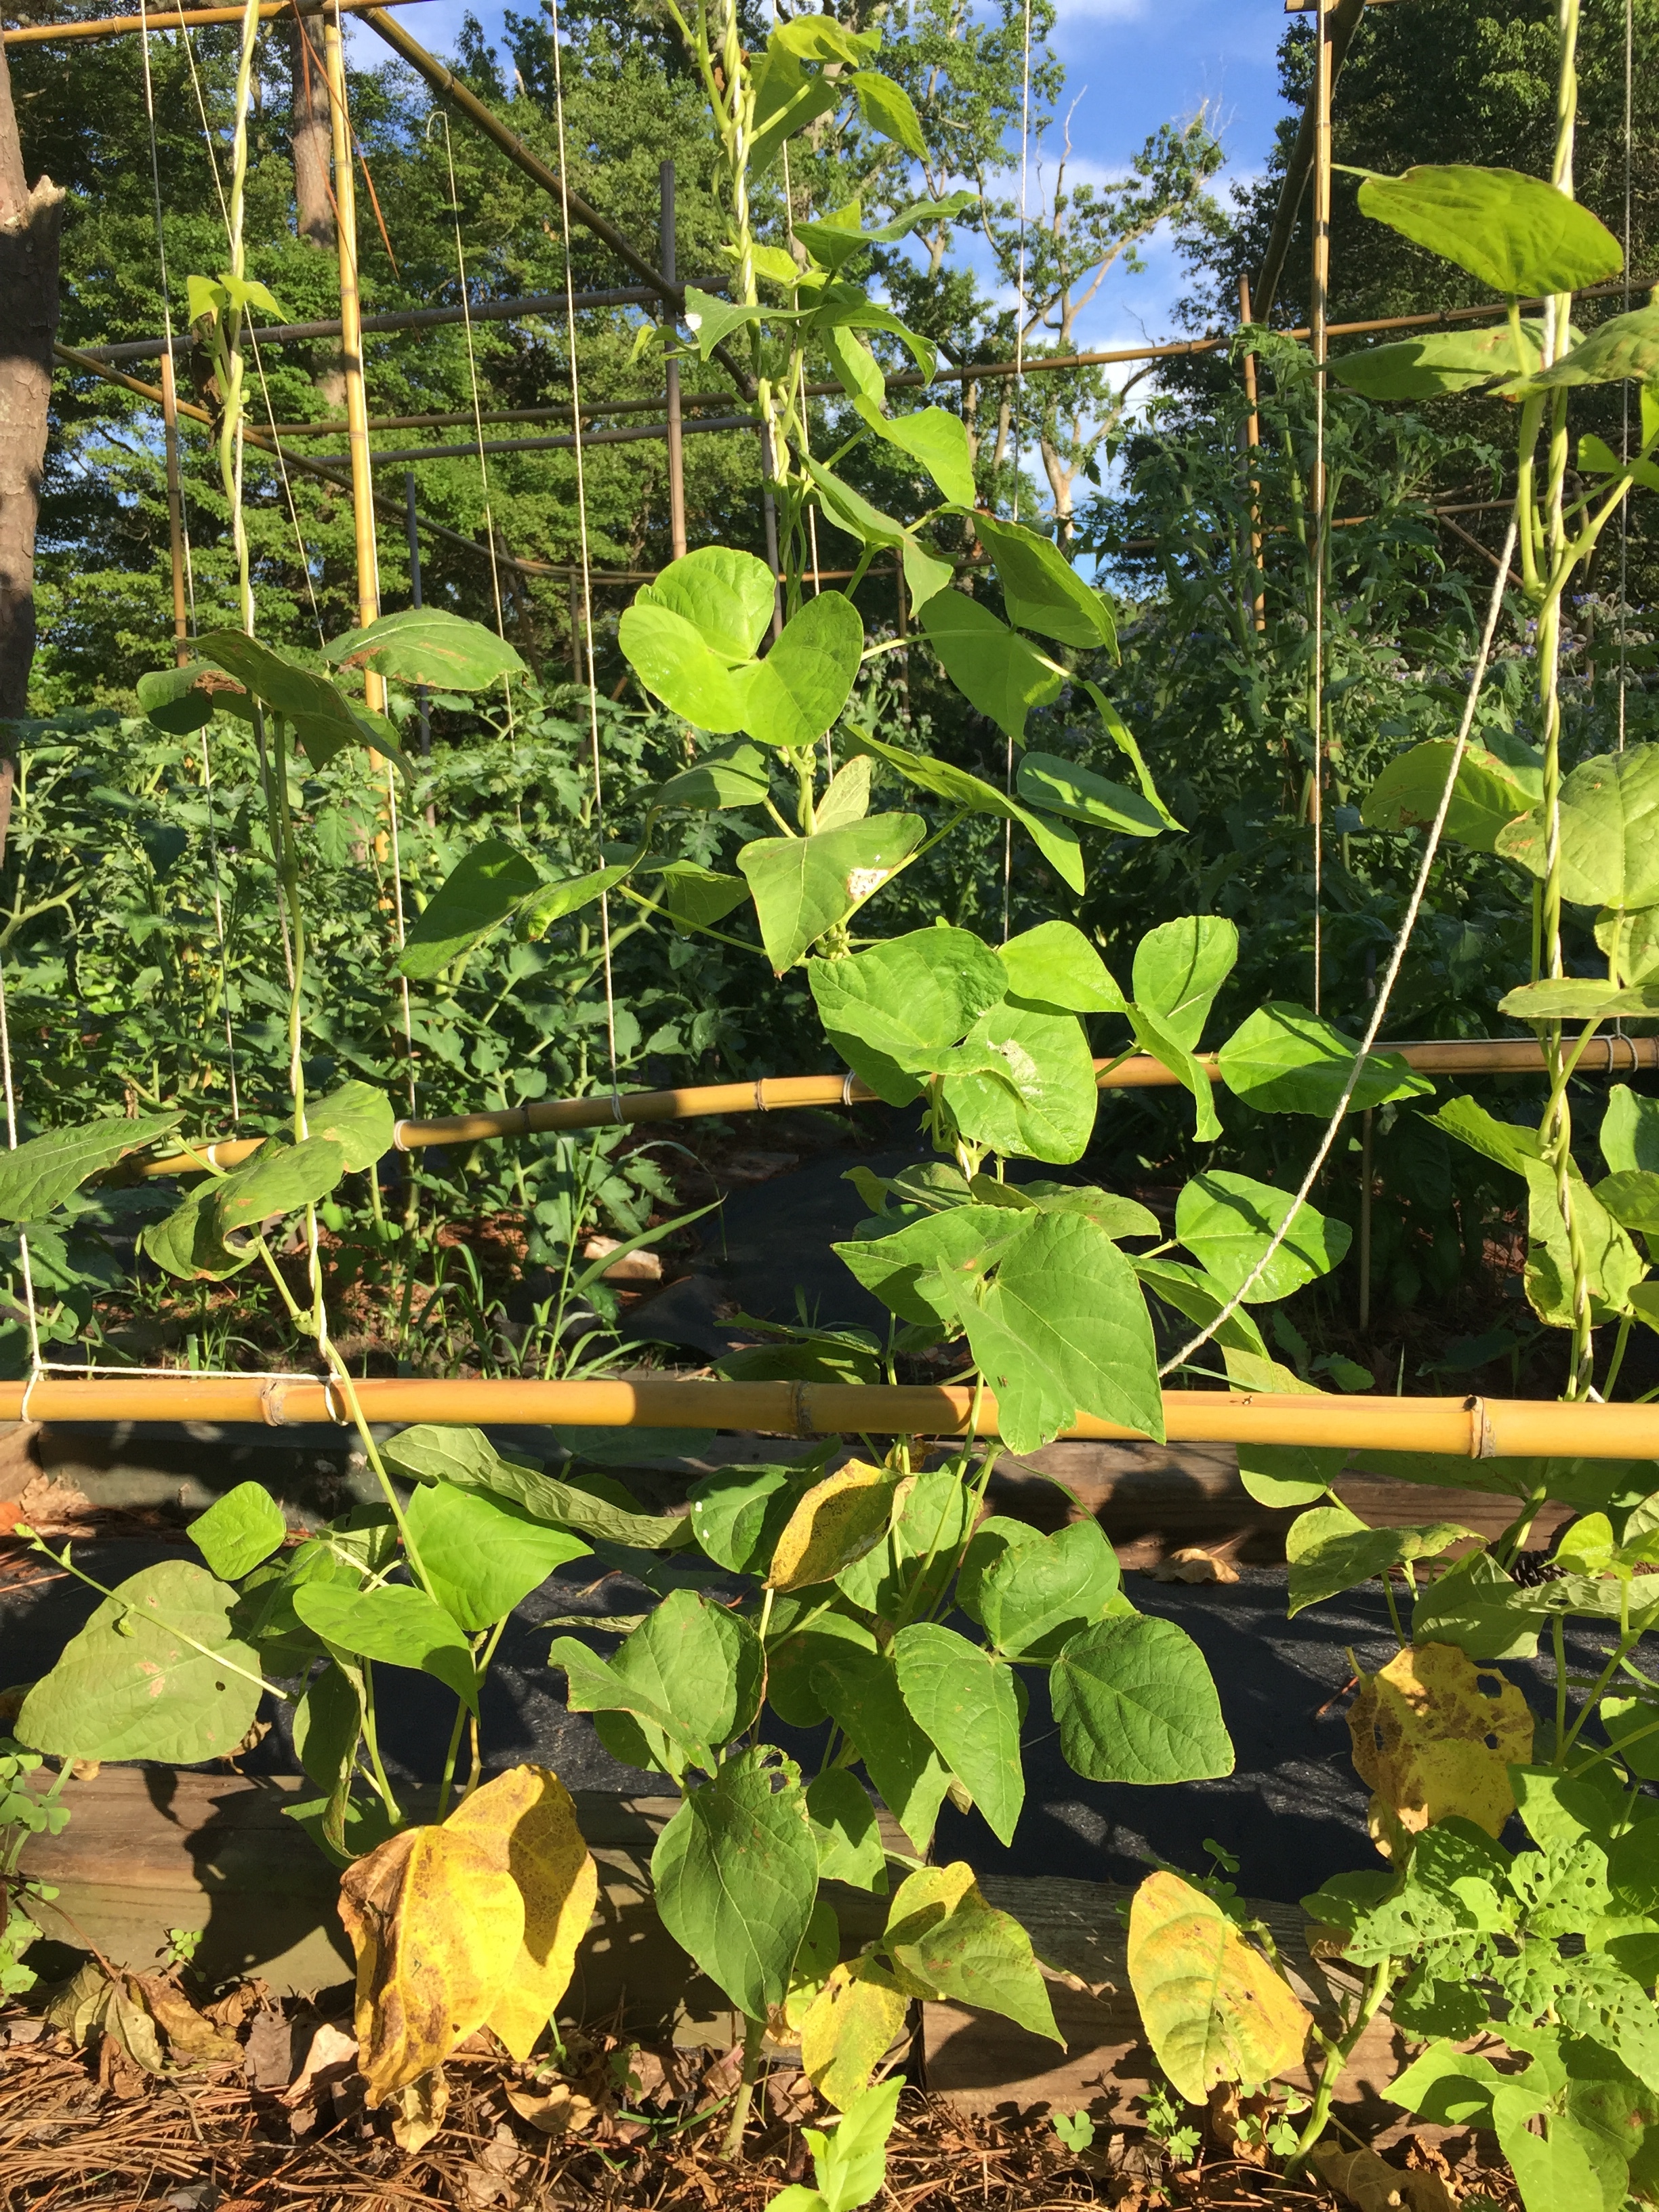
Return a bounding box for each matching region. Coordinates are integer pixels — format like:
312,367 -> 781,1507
322,0 -> 384,715
1237,274 -> 1266,636
159,348 -> 191,663
660,160 -> 687,562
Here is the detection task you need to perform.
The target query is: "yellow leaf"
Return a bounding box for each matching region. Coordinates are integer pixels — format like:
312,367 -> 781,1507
1126,1870 -> 1311,2104
444,1763 -> 598,2061
337,1824 -> 523,2104
766,1460 -> 905,1591
799,1959 -> 911,2111
1348,1641 -> 1533,1857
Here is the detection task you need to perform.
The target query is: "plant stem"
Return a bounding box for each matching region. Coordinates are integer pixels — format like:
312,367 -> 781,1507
1288,1955 -> 1395,2168
722,2011 -> 766,2158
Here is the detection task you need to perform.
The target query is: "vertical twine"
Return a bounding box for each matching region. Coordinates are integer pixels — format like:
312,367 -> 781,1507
547,0 -> 619,1100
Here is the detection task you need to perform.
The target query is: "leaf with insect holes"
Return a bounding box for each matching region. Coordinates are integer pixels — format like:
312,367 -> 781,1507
0,1109 -> 181,1223
1127,1870 -> 1311,2102
398,842 -> 540,977
651,1745 -> 819,2017
738,813 -> 926,972
1349,1642 -> 1534,1857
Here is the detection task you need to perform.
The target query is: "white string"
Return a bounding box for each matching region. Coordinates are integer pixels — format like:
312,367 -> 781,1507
1003,0 -> 1033,945
1160,520 -> 1518,1379
1617,0 -> 1632,753
139,6 -> 244,1126
436,114 -> 513,669
547,0 -> 620,1102
0,956 -> 41,1389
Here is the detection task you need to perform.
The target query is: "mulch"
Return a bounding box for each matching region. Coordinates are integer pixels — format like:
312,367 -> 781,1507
0,1990 -> 1517,2212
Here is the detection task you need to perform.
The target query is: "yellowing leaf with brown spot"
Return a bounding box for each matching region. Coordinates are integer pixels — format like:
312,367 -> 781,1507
1349,1641 -> 1533,1857
800,1958 -> 911,2111
338,1824 -> 523,2104
766,1460 -> 905,1591
445,1763 -> 598,2060
1126,1870 -> 1311,2104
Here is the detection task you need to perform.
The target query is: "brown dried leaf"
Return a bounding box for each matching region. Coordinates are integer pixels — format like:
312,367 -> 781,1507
389,2062 -> 449,2152
337,1825 -> 523,2105
1349,1641 -> 1534,1856
1149,1548 -> 1242,1585
444,1762 -> 598,2061
127,1973 -> 241,2065
283,2020 -> 359,2106
1313,2141 -> 1458,2212
504,2081 -> 598,2135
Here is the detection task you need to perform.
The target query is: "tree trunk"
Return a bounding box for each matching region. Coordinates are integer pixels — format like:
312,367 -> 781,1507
0,43 -> 62,721
289,15 -> 345,413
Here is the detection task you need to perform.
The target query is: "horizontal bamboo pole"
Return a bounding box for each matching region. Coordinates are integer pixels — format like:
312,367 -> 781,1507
308,413 -> 760,466
136,1035 -> 1659,1180
2,1374 -> 1654,1456
1,0 -> 428,41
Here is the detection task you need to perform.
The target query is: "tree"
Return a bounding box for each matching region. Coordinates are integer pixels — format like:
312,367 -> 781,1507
0,39 -> 63,717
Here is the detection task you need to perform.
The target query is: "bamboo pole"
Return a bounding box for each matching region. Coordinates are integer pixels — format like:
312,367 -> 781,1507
306,414 -> 758,465
660,159 -> 687,562
1254,0 -> 1368,321
1237,274 -> 1267,635
321,0 -> 382,714
136,1035 -> 1659,1179
0,1372 -> 1654,1455
0,0 -> 430,43
159,349 -> 191,663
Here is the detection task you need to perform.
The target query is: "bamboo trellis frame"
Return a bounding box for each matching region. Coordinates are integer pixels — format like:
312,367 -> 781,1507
0,1372 -> 1654,1455
135,1035 -> 1659,1181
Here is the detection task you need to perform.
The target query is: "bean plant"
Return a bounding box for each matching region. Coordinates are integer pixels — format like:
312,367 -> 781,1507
3,0 -> 1658,2188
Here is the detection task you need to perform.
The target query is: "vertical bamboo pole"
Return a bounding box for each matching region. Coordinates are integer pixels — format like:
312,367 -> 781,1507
1309,0 -> 1333,1015
1237,274 -> 1266,636
1359,1105 -> 1374,1330
321,0 -> 382,714
895,559 -> 909,723
159,348 -> 192,663
659,159 -> 687,562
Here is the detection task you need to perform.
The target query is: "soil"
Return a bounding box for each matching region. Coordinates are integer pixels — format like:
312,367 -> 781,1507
0,1987 -> 1521,2212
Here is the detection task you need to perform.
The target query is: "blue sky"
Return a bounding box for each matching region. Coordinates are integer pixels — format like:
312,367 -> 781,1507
352,0 -> 1296,354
